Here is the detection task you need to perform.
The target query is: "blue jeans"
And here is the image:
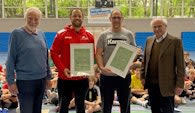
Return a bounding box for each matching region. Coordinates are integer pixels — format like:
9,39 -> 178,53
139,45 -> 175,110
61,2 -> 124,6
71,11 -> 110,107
16,78 -> 46,113
100,75 -> 131,113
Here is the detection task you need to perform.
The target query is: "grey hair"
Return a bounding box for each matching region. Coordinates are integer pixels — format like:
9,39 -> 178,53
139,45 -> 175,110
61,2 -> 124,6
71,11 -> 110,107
150,17 -> 168,27
24,7 -> 42,19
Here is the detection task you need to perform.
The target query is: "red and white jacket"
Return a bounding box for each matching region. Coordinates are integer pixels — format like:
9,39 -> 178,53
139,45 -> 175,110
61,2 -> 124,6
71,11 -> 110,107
50,25 -> 94,80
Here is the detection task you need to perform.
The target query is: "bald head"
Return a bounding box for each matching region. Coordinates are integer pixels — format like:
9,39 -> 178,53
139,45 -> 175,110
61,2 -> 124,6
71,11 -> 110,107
110,9 -> 123,17
109,9 -> 123,32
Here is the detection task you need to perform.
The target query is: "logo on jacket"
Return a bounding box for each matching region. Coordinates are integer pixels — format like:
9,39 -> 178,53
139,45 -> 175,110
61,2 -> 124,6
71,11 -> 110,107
81,36 -> 89,40
64,36 -> 72,39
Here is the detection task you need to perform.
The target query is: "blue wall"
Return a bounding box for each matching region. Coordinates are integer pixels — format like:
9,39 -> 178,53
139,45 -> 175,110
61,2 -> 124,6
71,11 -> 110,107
0,32 -> 10,52
1,31 -> 195,52
44,32 -> 56,48
0,32 -> 56,52
135,32 -> 195,52
135,32 -> 154,49
181,32 -> 195,51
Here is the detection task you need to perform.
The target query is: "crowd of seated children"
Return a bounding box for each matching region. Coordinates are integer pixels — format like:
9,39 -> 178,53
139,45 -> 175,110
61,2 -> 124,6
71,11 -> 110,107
186,61 -> 195,72
0,64 -> 18,110
0,65 -> 4,77
176,69 -> 195,104
44,67 -> 58,106
174,52 -> 195,106
1,87 -> 18,109
186,69 -> 195,100
183,52 -> 195,100
48,50 -> 58,92
184,52 -> 195,68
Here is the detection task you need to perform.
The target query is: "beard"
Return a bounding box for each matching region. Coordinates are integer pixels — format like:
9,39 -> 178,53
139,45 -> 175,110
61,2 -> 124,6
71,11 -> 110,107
72,20 -> 82,28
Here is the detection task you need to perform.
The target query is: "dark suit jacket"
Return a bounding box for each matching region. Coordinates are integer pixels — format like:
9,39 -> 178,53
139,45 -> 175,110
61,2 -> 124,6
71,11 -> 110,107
141,34 -> 185,96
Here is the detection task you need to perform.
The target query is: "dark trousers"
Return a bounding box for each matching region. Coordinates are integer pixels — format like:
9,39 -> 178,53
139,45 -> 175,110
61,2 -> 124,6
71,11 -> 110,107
100,74 -> 131,113
148,83 -> 174,113
57,78 -> 89,113
16,78 -> 46,113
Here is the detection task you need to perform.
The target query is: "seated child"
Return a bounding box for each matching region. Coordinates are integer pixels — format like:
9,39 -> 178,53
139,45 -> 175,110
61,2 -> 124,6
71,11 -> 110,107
130,63 -> 149,108
69,76 -> 101,113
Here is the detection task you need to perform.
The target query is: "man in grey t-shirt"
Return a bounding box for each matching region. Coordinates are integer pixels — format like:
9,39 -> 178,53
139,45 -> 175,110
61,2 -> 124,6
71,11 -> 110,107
96,9 -> 136,113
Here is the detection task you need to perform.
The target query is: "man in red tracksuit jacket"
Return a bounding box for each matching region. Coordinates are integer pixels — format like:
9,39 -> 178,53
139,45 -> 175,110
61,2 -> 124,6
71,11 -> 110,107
50,8 -> 94,113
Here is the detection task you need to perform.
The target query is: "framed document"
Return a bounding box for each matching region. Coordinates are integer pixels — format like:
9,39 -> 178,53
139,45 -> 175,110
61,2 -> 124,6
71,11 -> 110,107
105,42 -> 137,78
70,43 -> 94,76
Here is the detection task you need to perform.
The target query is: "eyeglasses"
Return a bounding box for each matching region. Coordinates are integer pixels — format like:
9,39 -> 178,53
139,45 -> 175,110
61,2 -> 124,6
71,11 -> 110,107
111,16 -> 122,20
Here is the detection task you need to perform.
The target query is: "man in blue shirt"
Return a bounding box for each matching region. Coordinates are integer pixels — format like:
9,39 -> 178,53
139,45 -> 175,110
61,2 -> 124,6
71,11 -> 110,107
6,7 -> 51,113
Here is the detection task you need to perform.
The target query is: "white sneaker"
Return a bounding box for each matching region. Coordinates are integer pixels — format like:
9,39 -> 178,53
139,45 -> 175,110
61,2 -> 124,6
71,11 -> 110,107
141,100 -> 148,108
174,107 -> 182,112
181,97 -> 187,104
16,106 -> 20,113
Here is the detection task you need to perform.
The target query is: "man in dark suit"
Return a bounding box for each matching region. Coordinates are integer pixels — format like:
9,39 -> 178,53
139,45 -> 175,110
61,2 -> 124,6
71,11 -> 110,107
140,18 -> 185,113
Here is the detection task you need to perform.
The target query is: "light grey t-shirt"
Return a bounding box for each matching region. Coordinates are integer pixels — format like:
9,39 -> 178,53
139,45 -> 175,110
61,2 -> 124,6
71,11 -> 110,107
96,28 -> 136,66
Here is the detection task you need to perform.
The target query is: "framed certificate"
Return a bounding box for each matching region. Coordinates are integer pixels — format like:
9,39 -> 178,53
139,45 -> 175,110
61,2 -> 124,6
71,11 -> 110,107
105,42 -> 137,78
70,43 -> 94,76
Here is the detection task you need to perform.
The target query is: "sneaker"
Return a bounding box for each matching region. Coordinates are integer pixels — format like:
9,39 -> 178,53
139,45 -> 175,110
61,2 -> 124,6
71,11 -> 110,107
174,107 -> 182,112
16,106 -> 20,113
141,100 -> 148,108
181,97 -> 187,104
